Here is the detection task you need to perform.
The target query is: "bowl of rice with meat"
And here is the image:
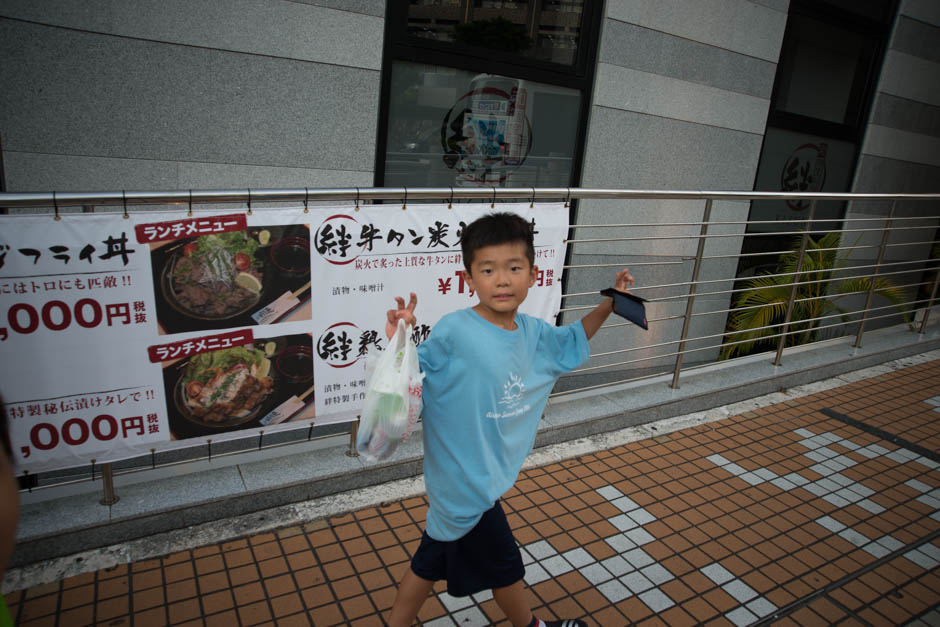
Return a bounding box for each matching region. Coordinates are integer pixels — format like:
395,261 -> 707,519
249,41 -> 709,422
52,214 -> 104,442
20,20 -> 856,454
162,231 -> 264,320
175,345 -> 275,427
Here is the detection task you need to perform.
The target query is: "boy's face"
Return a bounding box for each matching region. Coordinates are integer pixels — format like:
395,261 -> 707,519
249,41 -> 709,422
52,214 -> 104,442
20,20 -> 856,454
464,242 -> 537,321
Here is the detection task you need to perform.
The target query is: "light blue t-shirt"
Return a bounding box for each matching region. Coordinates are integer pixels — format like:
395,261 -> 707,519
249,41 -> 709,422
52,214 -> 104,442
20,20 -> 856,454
417,308 -> 590,541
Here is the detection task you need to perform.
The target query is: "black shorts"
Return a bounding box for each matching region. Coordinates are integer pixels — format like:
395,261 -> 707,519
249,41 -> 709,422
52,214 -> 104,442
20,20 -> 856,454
410,500 -> 525,597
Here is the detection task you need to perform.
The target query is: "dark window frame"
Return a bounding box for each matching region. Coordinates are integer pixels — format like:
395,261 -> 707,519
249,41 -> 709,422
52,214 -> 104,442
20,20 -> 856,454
373,1 -> 604,189
765,0 -> 898,143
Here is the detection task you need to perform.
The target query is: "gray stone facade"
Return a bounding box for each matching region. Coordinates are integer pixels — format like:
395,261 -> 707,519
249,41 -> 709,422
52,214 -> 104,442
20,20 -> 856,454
840,0 -> 940,330
0,0 -> 381,192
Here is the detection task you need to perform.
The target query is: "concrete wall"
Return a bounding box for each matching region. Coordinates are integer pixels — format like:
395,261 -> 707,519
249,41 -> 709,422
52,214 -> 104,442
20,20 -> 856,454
563,0 -> 789,387
0,0 -> 384,193
840,0 -> 940,328
856,0 -> 940,194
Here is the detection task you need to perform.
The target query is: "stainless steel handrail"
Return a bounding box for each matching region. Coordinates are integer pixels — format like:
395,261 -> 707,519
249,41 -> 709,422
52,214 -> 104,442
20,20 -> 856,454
570,308 -> 919,376
562,260 -> 934,297
585,299 -> 919,361
567,225 -> 936,244
569,215 -> 936,229
2,187 -> 939,208
700,238 -> 939,261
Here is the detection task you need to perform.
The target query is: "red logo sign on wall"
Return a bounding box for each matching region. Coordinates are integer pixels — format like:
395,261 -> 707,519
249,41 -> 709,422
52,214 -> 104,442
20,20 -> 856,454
781,143 -> 828,211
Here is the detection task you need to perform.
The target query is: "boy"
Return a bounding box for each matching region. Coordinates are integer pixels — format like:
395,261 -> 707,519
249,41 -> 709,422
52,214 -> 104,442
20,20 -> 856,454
385,212 -> 634,627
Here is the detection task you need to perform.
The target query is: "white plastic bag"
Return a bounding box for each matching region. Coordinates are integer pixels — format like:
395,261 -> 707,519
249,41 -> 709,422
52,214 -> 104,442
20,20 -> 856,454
356,319 -> 424,462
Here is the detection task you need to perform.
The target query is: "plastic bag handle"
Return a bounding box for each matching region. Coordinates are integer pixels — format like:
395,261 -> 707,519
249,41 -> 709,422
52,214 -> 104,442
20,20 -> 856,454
391,318 -> 407,353
399,322 -> 423,383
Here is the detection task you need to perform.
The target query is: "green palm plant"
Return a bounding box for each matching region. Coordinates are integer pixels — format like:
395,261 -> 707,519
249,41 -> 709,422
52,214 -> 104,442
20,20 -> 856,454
720,231 -> 911,359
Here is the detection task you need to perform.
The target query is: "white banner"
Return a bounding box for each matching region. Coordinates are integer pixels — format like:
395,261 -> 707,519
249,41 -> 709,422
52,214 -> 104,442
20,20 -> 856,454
308,202 -> 568,421
0,203 -> 568,472
0,214 -> 164,472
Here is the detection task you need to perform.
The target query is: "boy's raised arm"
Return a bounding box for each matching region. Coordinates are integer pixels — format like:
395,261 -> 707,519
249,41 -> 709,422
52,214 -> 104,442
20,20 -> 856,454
386,292 -> 418,339
580,268 -> 634,340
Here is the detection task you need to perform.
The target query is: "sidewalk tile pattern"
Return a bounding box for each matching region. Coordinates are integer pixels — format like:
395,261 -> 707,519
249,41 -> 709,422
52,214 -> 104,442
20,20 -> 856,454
4,360 -> 939,626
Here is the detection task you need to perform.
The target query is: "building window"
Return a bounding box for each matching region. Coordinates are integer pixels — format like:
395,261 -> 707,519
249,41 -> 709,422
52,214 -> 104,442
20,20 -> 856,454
771,9 -> 883,133
384,63 -> 580,188
406,0 -> 587,66
376,0 -> 602,189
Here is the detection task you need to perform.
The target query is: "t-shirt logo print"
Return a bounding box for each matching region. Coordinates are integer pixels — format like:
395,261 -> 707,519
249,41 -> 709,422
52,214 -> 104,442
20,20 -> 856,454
499,372 -> 525,409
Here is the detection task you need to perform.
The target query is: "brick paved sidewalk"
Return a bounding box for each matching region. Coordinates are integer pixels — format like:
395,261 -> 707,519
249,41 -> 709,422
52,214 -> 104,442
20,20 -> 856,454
5,360 -> 940,626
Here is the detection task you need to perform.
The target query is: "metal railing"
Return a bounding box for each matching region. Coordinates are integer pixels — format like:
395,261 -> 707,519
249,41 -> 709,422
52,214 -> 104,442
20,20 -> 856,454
2,187 -> 939,498
1,186 -> 936,210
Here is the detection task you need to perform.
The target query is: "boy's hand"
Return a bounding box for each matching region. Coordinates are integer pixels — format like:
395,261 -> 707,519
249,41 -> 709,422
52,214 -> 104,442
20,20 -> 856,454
614,268 -> 635,293
386,293 -> 418,339
582,269 -> 636,340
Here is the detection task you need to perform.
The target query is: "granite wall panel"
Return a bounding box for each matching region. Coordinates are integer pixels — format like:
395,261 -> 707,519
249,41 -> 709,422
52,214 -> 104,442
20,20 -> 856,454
605,0 -> 787,62
593,64 -> 770,134
870,94 -> 940,138
877,52 -> 940,107
598,19 -> 777,99
580,107 -> 763,192
3,153 -> 180,193
0,0 -> 383,70
853,156 -> 940,194
862,125 -> 940,168
750,0 -> 790,12
891,15 -> 940,63
0,15 -> 380,192
291,0 -> 384,17
899,0 -> 940,26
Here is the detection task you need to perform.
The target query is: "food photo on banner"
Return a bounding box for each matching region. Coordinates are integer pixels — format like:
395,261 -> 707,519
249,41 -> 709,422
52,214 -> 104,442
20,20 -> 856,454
153,330 -> 315,441
144,219 -> 312,334
308,202 -> 569,426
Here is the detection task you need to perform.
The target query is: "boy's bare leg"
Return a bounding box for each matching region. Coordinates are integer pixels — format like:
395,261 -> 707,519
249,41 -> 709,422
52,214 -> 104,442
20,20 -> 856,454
492,579 -> 535,627
387,568 -> 435,627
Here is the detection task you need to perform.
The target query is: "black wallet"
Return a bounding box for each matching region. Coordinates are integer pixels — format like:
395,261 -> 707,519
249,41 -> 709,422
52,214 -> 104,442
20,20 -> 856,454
601,288 -> 648,330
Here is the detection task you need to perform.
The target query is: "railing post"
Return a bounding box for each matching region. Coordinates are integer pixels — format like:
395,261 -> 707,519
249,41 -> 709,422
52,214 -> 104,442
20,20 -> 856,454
671,199 -> 712,389
774,200 -> 817,366
920,263 -> 940,335
854,201 -> 896,347
346,418 -> 360,457
99,463 -> 120,506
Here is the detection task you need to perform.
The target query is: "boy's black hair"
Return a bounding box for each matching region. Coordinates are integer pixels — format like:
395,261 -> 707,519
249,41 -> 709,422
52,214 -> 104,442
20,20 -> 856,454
461,212 -> 536,272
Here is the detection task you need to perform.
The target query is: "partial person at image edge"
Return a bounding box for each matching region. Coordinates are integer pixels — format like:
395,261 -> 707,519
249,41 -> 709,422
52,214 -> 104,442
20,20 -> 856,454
0,397 -> 20,627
